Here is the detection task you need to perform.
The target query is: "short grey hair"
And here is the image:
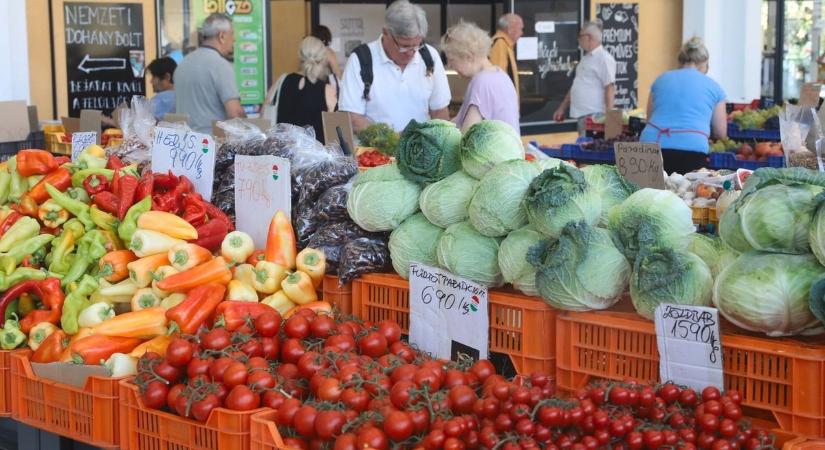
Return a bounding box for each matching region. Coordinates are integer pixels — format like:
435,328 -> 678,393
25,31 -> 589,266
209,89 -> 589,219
201,13 -> 232,39
582,21 -> 603,42
385,0 -> 428,38
678,36 -> 710,65
497,14 -> 518,31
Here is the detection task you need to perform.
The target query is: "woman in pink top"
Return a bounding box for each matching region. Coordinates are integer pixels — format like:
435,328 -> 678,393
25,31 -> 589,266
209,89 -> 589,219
442,21 -> 520,133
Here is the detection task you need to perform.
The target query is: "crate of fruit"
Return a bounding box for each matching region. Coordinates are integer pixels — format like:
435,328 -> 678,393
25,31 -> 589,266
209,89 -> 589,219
708,151 -> 784,170
530,141 -> 571,159
727,122 -> 781,141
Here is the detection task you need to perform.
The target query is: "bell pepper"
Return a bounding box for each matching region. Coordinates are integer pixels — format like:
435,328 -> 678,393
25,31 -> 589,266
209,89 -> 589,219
0,216 -> 39,252
246,249 -> 266,265
296,248 -> 326,288
0,267 -> 51,292
233,263 -> 257,286
265,211 -> 296,268
166,283 -> 226,334
17,278 -> 64,333
281,271 -> 317,305
151,265 -> 179,299
129,334 -> 171,358
0,234 -> 54,273
76,146 -> 107,170
0,278 -> 59,329
93,307 -> 167,338
137,211 -> 198,240
90,205 -> 119,232
93,191 -> 120,216
283,301 -> 332,319
77,302 -> 115,328
24,247 -> 48,269
117,196 -> 151,244
46,183 -> 95,230
131,288 -> 161,311
71,168 -> 113,189
0,211 -> 21,240
28,321 -> 58,350
31,329 -> 68,363
182,194 -> 208,226
0,168 -> 11,205
58,328 -> 94,362
48,221 -> 83,274
252,261 -> 288,295
68,335 -> 143,365
160,293 -> 186,310
14,194 -> 39,218
135,171 -> 153,201
99,250 -> 137,282
7,158 -> 29,204
38,200 -> 70,228
153,171 -> 179,191
104,352 -> 137,377
106,155 -> 126,170
129,230 -> 185,258
168,243 -> 213,272
214,301 -> 275,331
61,230 -> 107,288
66,187 -> 90,204
0,315 -> 26,350
203,200 -> 233,232
27,167 -> 73,204
127,253 -> 170,288
221,231 -> 255,264
83,174 -> 109,195
261,291 -> 295,316
226,280 -> 259,302
60,274 -> 99,335
191,219 -> 229,252
96,278 -> 138,303
100,230 -> 125,252
156,257 -> 232,293
116,174 -> 138,220
16,150 -> 58,176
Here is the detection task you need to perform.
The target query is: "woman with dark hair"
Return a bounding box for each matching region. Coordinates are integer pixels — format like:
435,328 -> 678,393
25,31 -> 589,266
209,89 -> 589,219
146,57 -> 177,120
312,25 -> 342,81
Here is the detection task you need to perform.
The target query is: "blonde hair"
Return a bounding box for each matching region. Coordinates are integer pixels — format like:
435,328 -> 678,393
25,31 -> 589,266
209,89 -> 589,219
678,37 -> 709,65
441,21 -> 493,63
299,36 -> 329,83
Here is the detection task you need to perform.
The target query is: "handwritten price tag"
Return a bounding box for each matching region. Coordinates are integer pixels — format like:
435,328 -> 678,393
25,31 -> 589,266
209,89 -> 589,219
614,142 -> 666,189
151,127 -> 216,199
408,262 -> 488,361
71,132 -> 97,161
234,155 -> 291,248
655,304 -> 723,392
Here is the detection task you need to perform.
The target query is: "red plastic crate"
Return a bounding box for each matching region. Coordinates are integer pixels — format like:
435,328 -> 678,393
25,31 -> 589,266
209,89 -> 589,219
11,352 -> 122,449
352,273 -> 556,376
555,309 -> 825,437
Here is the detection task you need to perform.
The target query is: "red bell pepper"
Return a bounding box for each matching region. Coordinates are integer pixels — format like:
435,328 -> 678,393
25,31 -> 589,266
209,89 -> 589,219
53,156 -> 70,166
191,219 -> 229,252
83,174 -> 110,195
106,155 -> 126,170
27,168 -> 73,204
116,174 -> 138,220
0,278 -> 64,333
16,150 -> 57,176
135,171 -> 153,201
93,191 -> 120,216
166,283 -> 226,334
153,171 -> 178,191
214,302 -> 276,331
182,194 -> 208,227
203,201 -> 233,232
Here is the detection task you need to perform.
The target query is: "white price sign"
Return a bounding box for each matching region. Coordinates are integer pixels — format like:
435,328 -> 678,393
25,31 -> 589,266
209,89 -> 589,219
655,304 -> 723,392
151,127 -> 216,199
234,155 -> 291,248
409,262 -> 488,361
71,132 -> 97,161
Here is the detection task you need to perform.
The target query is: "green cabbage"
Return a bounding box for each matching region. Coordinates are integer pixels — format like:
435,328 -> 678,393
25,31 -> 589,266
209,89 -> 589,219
396,119 -> 462,183
389,213 -> 444,279
347,163 -> 422,232
469,160 -> 540,237
533,158 -> 573,171
437,222 -> 502,287
581,165 -> 636,218
460,120 -> 525,179
523,165 -> 603,239
809,193 -> 825,266
607,188 -> 694,261
630,248 -> 713,320
714,252 -> 825,336
499,226 -> 542,296
528,222 -> 630,311
688,234 -> 738,277
418,171 -> 478,228
809,275 -> 825,329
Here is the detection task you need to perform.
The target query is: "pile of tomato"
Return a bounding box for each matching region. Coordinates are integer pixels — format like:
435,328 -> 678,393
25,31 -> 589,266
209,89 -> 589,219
357,150 -> 392,168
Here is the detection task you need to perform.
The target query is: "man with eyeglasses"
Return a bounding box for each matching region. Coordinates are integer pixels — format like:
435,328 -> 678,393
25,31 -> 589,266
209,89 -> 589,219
339,0 -> 451,132
553,21 -> 616,133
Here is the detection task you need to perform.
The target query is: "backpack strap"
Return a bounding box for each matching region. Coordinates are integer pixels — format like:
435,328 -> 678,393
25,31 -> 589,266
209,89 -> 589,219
419,45 -> 434,77
353,44 -> 373,101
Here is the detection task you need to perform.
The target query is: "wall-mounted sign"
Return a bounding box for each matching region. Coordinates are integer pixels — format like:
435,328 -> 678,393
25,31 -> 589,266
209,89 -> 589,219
597,3 -> 639,109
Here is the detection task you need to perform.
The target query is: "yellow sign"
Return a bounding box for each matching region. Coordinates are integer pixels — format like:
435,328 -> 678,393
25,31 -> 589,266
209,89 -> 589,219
204,0 -> 252,15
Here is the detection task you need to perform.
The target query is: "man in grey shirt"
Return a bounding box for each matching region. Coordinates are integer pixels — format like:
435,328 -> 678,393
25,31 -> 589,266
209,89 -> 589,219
175,13 -> 246,133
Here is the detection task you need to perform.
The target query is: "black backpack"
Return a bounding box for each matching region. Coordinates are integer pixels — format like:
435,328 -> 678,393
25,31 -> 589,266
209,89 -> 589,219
352,43 -> 435,101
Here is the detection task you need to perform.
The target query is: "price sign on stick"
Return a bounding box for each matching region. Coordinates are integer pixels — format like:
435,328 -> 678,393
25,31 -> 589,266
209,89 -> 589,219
655,304 -> 723,392
614,142 -> 666,189
71,132 -> 97,161
234,155 -> 291,248
151,127 -> 216,199
409,262 -> 489,362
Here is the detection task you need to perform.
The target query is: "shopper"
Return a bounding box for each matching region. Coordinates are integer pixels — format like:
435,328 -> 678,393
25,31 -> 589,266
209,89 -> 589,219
489,13 -> 523,96
553,22 -> 616,131
640,37 -> 727,174
146,57 -> 177,121
312,25 -> 343,83
174,13 -> 245,134
339,0 -> 451,132
442,21 -> 519,133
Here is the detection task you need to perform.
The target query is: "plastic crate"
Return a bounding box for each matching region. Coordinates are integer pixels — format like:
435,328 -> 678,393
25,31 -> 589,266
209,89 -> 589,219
727,122 -> 781,141
567,145 -> 616,163
783,438 -> 825,449
555,309 -> 825,436
11,352 -> 122,449
691,206 -> 710,226
119,378 -> 266,450
323,274 -> 353,316
351,273 -> 557,376
0,349 -> 29,417
530,141 -> 570,159
251,410 -> 291,450
0,132 -> 46,156
708,152 -> 785,170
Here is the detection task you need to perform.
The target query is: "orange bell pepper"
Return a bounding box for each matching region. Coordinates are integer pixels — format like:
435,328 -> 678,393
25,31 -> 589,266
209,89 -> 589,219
283,301 -> 332,319
156,257 -> 232,293
16,150 -> 58,177
27,167 -> 72,203
31,329 -> 68,363
166,283 -> 226,334
167,243 -> 213,272
91,307 -> 168,339
67,335 -> 143,365
99,250 -> 138,282
59,328 -> 94,362
129,334 -> 172,358
264,211 -> 296,268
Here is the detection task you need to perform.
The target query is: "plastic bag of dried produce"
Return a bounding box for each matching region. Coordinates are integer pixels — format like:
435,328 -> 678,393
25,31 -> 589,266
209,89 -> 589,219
338,236 -> 390,285
211,119 -> 268,220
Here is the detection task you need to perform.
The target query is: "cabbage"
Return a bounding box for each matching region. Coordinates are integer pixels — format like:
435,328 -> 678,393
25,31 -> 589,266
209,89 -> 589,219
389,213 -> 444,279
419,171 -> 478,228
533,157 -> 573,171
460,120 -> 525,179
437,222 -> 502,286
581,165 -> 636,217
688,234 -> 738,277
714,252 -> 825,336
499,226 -> 542,296
809,193 -> 825,266
528,222 -> 630,311
607,188 -> 694,261
347,163 -> 422,232
630,248 -> 713,320
396,119 -> 462,183
469,160 -> 541,237
809,275 -> 825,329
523,165 -> 603,239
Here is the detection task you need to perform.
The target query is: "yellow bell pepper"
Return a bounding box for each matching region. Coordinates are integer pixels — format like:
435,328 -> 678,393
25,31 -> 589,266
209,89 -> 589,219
151,265 -> 179,299
261,291 -> 295,316
233,263 -> 256,286
281,271 -> 317,305
221,231 -> 255,264
160,292 -> 186,310
296,247 -> 326,288
137,211 -> 199,240
38,200 -> 70,229
129,229 -> 185,258
128,253 -> 170,288
28,322 -> 58,351
131,288 -> 161,311
226,280 -> 259,302
252,261 -> 288,295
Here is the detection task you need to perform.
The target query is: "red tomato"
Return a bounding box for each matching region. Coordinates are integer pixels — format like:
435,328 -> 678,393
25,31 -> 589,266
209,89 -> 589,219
262,390 -> 287,410
310,315 -> 336,338
679,388 -> 699,406
276,398 -> 302,426
317,377 -> 343,402
377,320 -> 402,344
165,338 -> 194,368
699,413 -> 720,433
702,386 -> 722,402
222,362 -> 249,389
414,368 -> 442,390
285,315 -> 311,339
409,408 -> 430,434
383,410 -> 414,441
358,331 -> 388,358
315,410 -> 346,440
390,380 -> 417,409
334,433 -> 357,450
202,328 -> 231,350
248,370 -> 276,390
357,427 -> 388,450
260,337 -> 280,359
659,383 -> 681,404
280,338 -> 306,364
294,405 -> 319,438
191,394 -> 220,422
254,310 -> 282,337
224,385 -> 260,411
141,380 -> 169,410
325,334 -> 357,353
154,361 -> 182,383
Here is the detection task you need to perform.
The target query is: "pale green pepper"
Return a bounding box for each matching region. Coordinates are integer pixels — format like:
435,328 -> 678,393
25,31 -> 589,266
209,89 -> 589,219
45,183 -> 95,230
0,315 -> 26,350
60,274 -> 99,335
0,168 -> 11,205
0,217 -> 39,252
117,197 -> 151,244
0,234 -> 54,274
61,230 -> 107,288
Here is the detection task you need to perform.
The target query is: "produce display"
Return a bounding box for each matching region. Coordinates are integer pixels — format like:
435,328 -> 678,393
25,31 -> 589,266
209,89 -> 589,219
728,106 -> 781,130
709,138 -> 784,161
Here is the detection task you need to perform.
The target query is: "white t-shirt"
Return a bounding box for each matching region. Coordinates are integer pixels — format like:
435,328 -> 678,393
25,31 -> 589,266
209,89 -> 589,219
339,38 -> 451,131
570,45 -> 617,118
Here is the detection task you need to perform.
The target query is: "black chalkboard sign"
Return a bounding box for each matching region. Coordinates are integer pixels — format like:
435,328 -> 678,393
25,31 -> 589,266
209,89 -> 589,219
64,2 -> 146,116
597,3 -> 639,110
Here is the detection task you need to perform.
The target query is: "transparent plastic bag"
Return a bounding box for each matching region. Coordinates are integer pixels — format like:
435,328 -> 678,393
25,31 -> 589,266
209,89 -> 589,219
212,119 -> 269,220
780,104 -> 815,162
295,148 -> 358,206
315,182 -> 352,223
307,220 -> 375,273
338,236 -> 390,285
108,96 -> 157,170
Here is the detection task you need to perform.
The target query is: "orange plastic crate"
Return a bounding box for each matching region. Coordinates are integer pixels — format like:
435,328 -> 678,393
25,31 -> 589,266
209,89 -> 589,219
119,378 -> 266,450
556,309 -> 825,437
10,352 -> 121,449
352,273 -> 556,376
0,349 -> 29,417
322,274 -> 353,316
251,409 -> 295,450
784,438 -> 825,449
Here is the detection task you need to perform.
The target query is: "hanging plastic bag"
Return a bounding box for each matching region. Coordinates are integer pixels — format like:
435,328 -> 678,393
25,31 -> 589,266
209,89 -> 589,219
781,104 -> 818,169
107,96 -> 157,170
294,144 -> 358,206
211,119 -> 269,220
307,220 -> 375,273
338,236 -> 390,285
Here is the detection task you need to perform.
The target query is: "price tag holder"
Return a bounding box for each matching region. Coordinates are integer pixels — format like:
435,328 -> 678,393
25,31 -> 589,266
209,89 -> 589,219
614,142 -> 666,189
604,109 -> 624,140
408,262 -> 489,362
800,82 -> 822,109
151,127 -> 216,200
71,132 -> 97,161
655,304 -> 723,392
234,155 -> 291,248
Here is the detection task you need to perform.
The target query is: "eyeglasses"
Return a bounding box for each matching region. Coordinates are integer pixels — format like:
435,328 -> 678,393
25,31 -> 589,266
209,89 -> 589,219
390,33 -> 424,54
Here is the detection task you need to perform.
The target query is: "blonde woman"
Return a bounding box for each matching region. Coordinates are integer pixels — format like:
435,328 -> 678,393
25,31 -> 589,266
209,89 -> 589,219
442,21 -> 519,133
266,36 -> 338,141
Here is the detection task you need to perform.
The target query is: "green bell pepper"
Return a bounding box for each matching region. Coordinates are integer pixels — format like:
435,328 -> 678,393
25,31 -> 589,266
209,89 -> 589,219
60,274 -> 99,335
70,168 -> 113,188
0,234 -> 54,274
117,196 -> 151,244
61,230 -> 107,288
0,216 -> 39,253
0,168 -> 11,205
45,183 -> 95,230
0,315 -> 26,350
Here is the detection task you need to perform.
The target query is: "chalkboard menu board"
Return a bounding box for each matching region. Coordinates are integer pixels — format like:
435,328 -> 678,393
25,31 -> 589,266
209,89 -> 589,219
64,2 -> 146,116
597,3 -> 639,109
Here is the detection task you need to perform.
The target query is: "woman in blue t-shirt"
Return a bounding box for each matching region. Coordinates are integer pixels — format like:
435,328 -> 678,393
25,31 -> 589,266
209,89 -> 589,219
640,37 -> 727,174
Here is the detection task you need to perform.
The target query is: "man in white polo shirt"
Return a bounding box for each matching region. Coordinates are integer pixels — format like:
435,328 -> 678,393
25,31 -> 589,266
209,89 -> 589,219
339,0 -> 451,132
553,21 -> 616,130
